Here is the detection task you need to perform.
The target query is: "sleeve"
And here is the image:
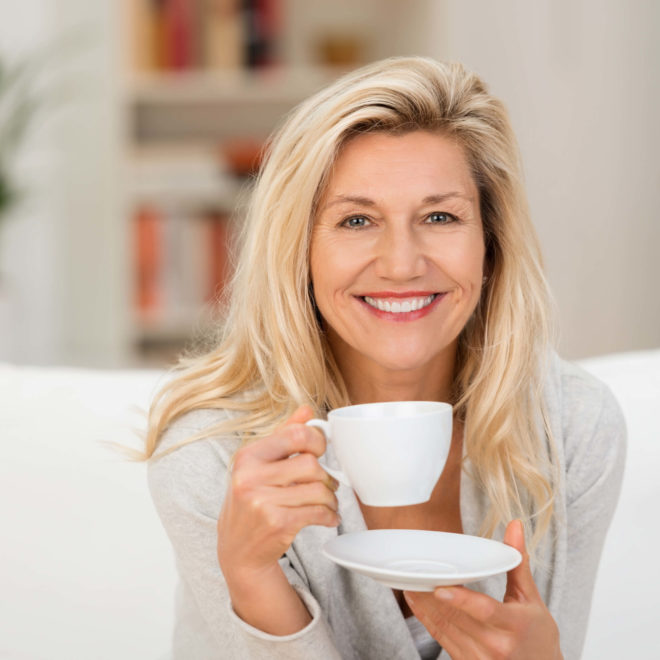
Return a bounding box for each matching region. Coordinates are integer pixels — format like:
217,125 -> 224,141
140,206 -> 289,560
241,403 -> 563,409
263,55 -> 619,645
555,374 -> 627,660
147,410 -> 342,660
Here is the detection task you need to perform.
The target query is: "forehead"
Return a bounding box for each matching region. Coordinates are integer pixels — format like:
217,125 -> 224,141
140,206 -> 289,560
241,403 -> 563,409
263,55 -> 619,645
321,130 -> 478,202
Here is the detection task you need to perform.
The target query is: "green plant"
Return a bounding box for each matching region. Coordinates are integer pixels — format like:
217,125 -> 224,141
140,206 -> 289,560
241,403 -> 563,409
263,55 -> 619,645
0,55 -> 39,221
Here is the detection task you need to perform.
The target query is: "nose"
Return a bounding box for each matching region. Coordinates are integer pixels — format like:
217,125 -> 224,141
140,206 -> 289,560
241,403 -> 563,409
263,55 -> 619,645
373,224 -> 426,282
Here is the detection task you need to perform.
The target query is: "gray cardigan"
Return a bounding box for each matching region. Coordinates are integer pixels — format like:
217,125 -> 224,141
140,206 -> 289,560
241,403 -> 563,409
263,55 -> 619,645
148,354 -> 626,659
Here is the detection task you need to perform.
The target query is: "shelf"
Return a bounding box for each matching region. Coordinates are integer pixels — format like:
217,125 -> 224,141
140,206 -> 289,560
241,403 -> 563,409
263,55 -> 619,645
126,67 -> 338,143
124,143 -> 247,211
124,66 -> 343,106
132,307 -> 216,343
126,169 -> 243,211
114,0 -> 440,367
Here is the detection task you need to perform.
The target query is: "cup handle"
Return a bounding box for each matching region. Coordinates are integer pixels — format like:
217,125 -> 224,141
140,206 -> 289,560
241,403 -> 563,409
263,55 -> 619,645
305,419 -> 351,488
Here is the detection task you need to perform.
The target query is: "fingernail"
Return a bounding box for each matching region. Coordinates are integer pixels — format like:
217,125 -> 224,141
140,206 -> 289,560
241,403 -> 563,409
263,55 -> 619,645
435,588 -> 454,600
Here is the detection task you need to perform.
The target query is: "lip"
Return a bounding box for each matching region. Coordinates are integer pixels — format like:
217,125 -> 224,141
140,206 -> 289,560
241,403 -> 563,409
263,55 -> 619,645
359,290 -> 437,299
355,291 -> 446,322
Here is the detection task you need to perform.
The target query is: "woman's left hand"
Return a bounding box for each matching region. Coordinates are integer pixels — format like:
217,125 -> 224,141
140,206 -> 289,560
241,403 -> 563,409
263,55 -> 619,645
403,520 -> 563,659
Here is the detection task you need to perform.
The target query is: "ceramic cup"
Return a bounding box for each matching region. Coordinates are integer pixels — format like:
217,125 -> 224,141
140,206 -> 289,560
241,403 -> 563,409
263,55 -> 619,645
306,401 -> 452,507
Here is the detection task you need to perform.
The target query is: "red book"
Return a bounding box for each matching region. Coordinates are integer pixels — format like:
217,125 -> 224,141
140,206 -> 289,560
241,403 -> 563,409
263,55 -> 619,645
206,211 -> 231,304
135,204 -> 163,315
163,0 -> 195,70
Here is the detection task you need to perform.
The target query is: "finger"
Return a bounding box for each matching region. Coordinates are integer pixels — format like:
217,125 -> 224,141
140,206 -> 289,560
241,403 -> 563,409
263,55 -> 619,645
503,519 -> 541,603
270,482 -> 339,511
283,405 -> 315,426
236,423 -> 327,465
404,591 -> 488,659
503,518 -> 525,553
283,406 -> 326,446
284,503 -> 340,530
405,590 -> 485,639
432,585 -> 507,627
258,452 -> 338,489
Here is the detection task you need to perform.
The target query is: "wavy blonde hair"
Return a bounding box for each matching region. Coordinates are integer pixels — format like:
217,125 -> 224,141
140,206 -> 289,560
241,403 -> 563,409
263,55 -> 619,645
142,56 -> 558,550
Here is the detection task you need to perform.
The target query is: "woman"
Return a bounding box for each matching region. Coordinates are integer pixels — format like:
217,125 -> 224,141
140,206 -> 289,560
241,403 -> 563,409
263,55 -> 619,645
144,57 -> 625,659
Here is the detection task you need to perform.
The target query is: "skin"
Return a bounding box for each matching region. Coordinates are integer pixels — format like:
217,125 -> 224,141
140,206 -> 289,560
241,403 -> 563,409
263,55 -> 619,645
217,405 -> 338,635
217,131 -> 562,657
404,521 -> 562,660
310,131 -> 485,405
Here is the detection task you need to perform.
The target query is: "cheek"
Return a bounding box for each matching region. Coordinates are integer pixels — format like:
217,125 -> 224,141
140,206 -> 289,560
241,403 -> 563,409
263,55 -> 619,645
437,235 -> 485,282
309,231 -> 329,288
462,230 -> 486,276
310,232 -> 364,294
309,235 -> 344,312
440,241 -> 485,311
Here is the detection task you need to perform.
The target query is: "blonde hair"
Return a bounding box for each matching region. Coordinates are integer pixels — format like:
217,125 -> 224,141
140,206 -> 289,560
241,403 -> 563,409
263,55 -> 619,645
142,56 -> 558,550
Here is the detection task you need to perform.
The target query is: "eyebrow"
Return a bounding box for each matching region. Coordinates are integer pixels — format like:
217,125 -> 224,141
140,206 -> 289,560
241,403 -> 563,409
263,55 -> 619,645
321,191 -> 475,211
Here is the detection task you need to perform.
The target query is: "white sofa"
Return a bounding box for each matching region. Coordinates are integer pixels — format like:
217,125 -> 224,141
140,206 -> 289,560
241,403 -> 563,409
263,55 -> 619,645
1,351 -> 659,660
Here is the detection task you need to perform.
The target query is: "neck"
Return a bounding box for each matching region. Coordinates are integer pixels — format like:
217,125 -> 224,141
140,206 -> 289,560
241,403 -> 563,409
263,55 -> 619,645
332,341 -> 457,405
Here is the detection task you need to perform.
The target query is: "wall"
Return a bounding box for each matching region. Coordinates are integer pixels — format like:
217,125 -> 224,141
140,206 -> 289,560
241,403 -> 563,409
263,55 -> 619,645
51,0 -> 129,367
0,0 -> 128,367
441,0 -> 660,358
0,1 -> 63,364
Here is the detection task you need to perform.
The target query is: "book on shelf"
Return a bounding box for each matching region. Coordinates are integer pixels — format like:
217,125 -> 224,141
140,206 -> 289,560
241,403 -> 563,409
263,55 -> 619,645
244,0 -> 281,68
163,0 -> 196,70
206,209 -> 232,302
135,204 -> 162,313
133,202 -> 234,328
203,0 -> 243,70
130,0 -> 282,72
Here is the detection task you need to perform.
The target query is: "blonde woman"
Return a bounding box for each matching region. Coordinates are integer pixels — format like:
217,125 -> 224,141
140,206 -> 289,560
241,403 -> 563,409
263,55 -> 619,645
145,57 -> 625,659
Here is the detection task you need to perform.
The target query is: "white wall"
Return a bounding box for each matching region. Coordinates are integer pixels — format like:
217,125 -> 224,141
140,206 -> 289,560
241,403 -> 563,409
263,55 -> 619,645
0,0 -> 128,367
51,1 -> 129,367
441,0 -> 660,359
0,1 -> 63,364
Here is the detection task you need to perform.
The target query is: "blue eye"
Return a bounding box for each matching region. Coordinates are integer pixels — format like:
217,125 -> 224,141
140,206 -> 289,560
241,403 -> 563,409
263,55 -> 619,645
341,215 -> 370,229
426,212 -> 457,225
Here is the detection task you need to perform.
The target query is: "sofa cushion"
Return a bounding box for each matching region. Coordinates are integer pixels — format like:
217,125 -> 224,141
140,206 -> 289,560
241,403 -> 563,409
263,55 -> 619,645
1,350 -> 658,659
578,350 -> 660,659
0,365 -> 175,660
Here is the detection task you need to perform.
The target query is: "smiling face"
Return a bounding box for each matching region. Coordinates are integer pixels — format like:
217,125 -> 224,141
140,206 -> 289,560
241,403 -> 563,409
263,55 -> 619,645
310,130 -> 485,394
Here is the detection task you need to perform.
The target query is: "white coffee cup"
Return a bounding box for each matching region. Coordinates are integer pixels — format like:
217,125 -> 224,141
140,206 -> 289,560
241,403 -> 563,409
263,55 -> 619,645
306,401 -> 452,507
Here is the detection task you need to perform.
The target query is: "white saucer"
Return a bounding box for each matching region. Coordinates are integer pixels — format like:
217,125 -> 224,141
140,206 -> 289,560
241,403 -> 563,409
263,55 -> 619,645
323,529 -> 522,591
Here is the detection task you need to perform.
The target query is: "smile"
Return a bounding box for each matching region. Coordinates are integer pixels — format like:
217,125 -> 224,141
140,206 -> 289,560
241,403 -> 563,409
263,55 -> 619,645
357,291 -> 445,321
362,294 -> 436,313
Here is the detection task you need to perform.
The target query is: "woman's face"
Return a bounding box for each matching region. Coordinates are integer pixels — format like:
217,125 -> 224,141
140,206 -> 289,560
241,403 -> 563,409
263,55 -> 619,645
310,130 -> 485,377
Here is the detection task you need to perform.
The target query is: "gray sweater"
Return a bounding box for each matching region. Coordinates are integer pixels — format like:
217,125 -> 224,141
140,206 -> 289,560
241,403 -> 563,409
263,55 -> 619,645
148,354 -> 626,659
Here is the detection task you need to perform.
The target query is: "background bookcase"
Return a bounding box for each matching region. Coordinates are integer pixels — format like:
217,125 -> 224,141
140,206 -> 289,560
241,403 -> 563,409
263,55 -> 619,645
118,0 -> 444,365
3,1 -> 655,370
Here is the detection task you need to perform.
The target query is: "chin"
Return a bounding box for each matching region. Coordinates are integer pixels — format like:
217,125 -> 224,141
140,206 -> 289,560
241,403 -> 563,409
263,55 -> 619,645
367,350 -> 438,373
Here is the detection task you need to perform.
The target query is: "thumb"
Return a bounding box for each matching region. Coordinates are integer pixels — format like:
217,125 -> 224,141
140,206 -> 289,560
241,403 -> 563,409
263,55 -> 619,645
283,406 -> 328,447
284,405 -> 315,426
503,519 -> 540,603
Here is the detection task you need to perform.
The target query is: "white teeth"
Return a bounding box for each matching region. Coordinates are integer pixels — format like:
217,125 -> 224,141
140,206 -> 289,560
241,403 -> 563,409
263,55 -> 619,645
363,294 -> 436,313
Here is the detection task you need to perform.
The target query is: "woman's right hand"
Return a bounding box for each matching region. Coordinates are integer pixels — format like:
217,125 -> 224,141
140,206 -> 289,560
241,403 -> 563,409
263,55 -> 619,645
217,405 -> 339,590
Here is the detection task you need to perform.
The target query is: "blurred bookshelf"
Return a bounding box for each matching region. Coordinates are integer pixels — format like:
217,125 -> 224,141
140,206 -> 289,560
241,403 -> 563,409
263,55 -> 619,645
117,0 -> 441,366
